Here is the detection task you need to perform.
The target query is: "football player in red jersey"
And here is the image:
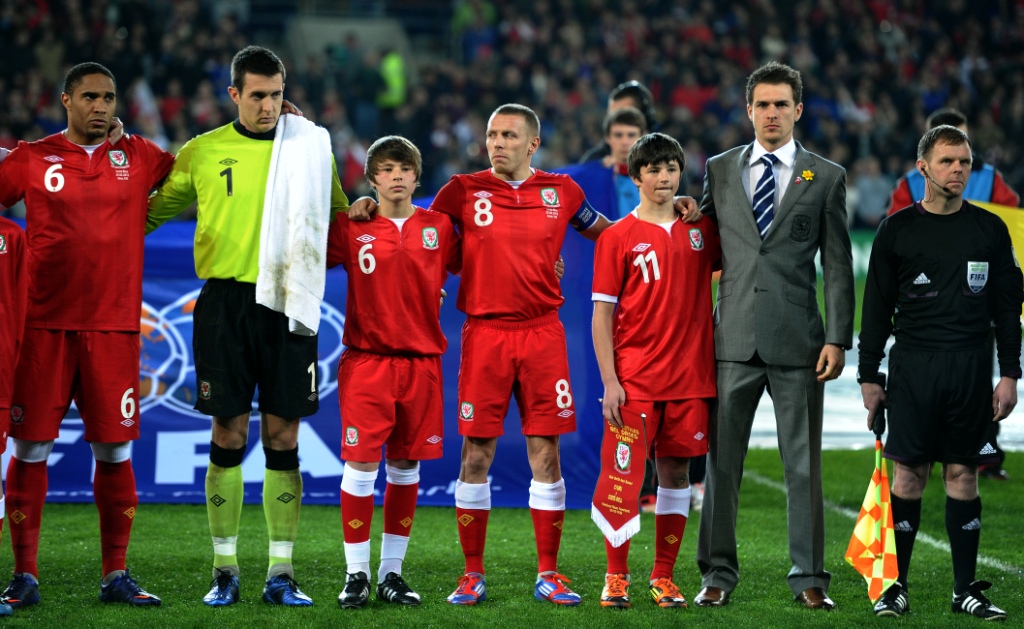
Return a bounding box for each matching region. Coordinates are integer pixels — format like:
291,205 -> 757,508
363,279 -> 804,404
0,207 -> 27,618
591,133 -> 720,610
0,62 -> 173,608
430,105 -> 613,606
328,136 -> 461,609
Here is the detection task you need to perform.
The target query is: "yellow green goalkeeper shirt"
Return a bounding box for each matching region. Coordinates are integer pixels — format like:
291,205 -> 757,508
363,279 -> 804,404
147,119 -> 349,283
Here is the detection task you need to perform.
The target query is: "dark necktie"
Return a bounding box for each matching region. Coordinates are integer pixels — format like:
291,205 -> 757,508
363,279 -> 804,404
753,153 -> 778,239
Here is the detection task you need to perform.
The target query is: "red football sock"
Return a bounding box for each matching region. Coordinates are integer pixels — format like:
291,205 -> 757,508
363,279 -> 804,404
341,490 -> 374,544
456,507 -> 489,574
383,481 -> 418,537
605,538 -> 631,575
651,513 -> 687,580
7,458 -> 47,578
94,460 -> 138,577
530,508 -> 564,573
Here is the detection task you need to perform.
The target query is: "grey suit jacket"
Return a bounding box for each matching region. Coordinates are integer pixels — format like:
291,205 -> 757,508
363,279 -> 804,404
701,141 -> 854,366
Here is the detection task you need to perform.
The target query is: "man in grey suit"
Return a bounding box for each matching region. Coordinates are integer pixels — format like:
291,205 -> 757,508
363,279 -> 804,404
694,62 -> 854,610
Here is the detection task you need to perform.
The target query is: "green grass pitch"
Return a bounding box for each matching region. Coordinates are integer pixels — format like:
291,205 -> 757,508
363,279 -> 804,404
1,449 -> 1020,627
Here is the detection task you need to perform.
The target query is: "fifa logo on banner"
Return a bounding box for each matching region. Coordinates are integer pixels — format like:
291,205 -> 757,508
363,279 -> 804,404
137,289 -> 346,419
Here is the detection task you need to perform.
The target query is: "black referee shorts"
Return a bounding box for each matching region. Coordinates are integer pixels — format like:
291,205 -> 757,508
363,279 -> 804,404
884,344 -> 997,466
192,279 -> 319,419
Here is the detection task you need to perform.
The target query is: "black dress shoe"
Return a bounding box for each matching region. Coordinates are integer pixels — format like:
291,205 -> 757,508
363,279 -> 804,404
795,586 -> 834,610
694,586 -> 730,607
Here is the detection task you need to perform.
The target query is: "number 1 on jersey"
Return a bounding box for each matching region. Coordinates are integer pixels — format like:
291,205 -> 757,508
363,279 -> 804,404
220,167 -> 233,196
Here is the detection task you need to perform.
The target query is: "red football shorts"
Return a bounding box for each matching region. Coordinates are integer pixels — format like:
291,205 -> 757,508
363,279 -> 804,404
11,329 -> 141,443
623,398 -> 711,459
457,313 -> 577,438
337,350 -> 444,462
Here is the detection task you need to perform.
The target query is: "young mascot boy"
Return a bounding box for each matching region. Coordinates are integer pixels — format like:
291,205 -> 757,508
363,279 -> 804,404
591,133 -> 720,609
327,136 -> 461,608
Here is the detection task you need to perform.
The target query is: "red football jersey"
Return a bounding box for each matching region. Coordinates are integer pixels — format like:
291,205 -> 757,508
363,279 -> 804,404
326,207 -> 461,356
0,133 -> 174,331
431,169 -> 598,321
592,213 -> 721,400
0,217 -> 28,410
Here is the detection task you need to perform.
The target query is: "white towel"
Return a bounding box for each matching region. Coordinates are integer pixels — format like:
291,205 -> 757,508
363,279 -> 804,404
255,113 -> 333,336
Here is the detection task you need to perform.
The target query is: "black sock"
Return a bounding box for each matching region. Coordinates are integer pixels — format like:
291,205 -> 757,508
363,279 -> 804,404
946,496 -> 982,595
891,494 -> 921,590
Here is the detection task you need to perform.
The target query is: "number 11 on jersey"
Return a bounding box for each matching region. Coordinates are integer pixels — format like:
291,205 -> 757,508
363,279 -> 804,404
633,251 -> 661,283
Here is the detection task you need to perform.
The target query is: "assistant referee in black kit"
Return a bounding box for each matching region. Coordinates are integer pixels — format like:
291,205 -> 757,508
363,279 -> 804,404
857,125 -> 1023,621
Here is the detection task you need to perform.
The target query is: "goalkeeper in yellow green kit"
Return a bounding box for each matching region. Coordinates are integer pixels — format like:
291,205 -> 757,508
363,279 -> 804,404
147,45 -> 349,607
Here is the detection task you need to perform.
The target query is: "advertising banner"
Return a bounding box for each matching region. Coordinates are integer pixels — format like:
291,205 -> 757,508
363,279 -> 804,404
10,219 -> 604,509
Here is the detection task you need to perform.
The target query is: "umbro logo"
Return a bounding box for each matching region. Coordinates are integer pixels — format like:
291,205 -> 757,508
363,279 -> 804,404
632,243 -> 652,252
473,191 -> 492,199
694,432 -> 705,441
557,409 -> 574,418
120,418 -> 135,428
894,520 -> 913,532
913,273 -> 931,285
43,155 -> 64,163
979,442 -> 997,455
356,234 -> 376,243
427,435 -> 442,444
962,518 -> 981,531
219,158 -> 238,166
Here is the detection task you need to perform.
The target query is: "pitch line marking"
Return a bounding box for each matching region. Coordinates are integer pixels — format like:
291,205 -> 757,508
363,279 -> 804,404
745,471 -> 1023,576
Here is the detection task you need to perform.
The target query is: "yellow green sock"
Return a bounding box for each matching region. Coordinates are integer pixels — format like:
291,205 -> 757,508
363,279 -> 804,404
263,465 -> 302,578
206,462 -> 243,573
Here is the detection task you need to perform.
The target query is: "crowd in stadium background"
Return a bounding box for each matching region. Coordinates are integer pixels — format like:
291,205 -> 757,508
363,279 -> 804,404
2,0 -> 1022,223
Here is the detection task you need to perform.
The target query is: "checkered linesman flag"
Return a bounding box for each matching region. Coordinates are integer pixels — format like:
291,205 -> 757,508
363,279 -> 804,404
844,435 -> 899,603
